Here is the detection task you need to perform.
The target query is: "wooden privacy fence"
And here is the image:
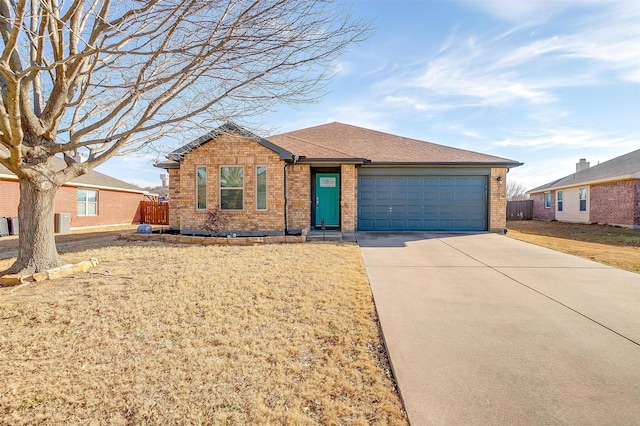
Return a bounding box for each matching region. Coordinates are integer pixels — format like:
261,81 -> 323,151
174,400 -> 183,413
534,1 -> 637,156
140,201 -> 169,225
506,200 -> 533,220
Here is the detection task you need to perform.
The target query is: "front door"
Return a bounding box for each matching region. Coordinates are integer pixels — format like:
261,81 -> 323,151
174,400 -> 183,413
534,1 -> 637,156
315,173 -> 340,227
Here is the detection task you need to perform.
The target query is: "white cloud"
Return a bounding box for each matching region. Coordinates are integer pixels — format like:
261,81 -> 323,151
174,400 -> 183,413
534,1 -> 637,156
494,127 -> 638,150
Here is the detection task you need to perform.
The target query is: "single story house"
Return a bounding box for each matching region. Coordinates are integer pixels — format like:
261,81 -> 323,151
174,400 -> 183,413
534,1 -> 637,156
0,157 -> 148,231
156,122 -> 521,238
528,149 -> 640,229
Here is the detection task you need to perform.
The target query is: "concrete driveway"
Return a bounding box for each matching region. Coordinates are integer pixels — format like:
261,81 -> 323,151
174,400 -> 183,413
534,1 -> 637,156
358,232 -> 640,425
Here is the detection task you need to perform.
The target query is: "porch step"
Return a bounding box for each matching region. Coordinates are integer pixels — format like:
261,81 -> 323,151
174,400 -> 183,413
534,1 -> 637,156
306,231 -> 343,242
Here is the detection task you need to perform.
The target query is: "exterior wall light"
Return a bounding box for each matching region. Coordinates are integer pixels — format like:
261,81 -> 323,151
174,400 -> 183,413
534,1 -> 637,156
497,176 -> 503,183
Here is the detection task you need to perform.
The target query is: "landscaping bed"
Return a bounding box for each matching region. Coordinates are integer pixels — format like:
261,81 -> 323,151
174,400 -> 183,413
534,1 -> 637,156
0,240 -> 407,425
506,220 -> 640,273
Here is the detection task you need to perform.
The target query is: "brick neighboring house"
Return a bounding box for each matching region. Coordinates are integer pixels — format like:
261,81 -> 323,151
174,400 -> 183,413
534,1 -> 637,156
0,157 -> 147,230
156,122 -> 521,239
528,149 -> 640,229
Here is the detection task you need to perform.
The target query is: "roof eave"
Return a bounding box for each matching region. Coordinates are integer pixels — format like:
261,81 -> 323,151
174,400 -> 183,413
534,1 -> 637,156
362,161 -> 523,167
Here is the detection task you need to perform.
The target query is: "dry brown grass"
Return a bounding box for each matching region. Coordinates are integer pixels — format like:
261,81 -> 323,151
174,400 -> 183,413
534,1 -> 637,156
506,221 -> 640,273
0,238 -> 407,425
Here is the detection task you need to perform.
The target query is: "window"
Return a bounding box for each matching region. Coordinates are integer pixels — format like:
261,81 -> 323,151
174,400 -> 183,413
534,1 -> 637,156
77,189 -> 98,216
544,192 -> 551,208
220,166 -> 244,210
557,191 -> 563,212
256,166 -> 267,210
196,167 -> 207,210
579,187 -> 587,211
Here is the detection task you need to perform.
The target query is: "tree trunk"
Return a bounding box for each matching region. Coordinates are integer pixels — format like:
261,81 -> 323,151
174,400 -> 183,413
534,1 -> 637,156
3,178 -> 64,276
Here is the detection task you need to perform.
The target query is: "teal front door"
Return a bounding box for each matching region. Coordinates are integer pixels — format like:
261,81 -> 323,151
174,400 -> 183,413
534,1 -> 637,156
315,173 -> 340,227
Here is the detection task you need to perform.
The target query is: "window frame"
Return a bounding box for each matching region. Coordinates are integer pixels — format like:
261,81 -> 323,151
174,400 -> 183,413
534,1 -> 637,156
195,166 -> 207,211
544,192 -> 552,209
256,165 -> 267,211
219,165 -> 244,210
557,191 -> 563,212
77,188 -> 98,216
579,187 -> 587,212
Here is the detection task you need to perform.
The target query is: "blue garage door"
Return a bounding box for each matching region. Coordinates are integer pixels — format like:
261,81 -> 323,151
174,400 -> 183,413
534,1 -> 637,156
358,171 -> 488,231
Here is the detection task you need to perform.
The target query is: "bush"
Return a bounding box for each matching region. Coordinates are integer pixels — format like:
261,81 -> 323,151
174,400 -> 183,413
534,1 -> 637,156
202,206 -> 228,235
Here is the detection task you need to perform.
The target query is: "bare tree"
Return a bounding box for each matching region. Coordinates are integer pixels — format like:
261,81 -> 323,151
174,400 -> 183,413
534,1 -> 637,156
507,180 -> 529,201
0,0 -> 369,275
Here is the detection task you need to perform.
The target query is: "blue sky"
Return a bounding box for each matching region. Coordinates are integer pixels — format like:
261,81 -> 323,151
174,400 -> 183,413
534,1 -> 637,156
97,0 -> 640,192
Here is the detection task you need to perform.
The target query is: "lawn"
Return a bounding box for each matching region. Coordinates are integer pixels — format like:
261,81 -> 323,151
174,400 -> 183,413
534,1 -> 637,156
0,237 -> 407,425
506,220 -> 640,273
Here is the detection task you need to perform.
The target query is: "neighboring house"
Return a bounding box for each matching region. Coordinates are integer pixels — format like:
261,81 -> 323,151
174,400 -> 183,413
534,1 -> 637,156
0,157 -> 147,230
156,122 -> 522,238
528,149 -> 640,229
156,123 -> 521,239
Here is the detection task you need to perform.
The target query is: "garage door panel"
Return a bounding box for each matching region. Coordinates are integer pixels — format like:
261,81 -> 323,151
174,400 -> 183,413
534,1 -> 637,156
358,171 -> 487,231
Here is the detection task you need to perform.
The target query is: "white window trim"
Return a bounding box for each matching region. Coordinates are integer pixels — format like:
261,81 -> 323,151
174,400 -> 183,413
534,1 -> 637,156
256,165 -> 267,211
195,166 -> 207,211
77,188 -> 98,216
220,165 -> 244,211
579,187 -> 587,212
544,192 -> 551,209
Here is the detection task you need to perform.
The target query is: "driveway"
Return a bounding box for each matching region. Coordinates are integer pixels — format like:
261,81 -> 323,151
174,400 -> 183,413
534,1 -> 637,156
358,232 -> 640,425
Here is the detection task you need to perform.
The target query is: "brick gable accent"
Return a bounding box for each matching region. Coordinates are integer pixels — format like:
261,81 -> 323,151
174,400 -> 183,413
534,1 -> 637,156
175,133 -> 286,235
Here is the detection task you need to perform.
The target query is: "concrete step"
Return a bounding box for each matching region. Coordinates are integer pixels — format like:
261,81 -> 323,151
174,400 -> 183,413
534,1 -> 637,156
306,231 -> 343,242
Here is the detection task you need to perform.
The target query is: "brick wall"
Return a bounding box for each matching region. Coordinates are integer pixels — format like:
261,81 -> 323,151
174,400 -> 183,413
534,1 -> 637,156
1,178 -> 142,227
635,180 -> 640,227
176,133 -> 286,234
531,191 -> 555,221
489,168 -> 507,231
590,179 -> 639,228
341,164 -> 357,233
286,164 -> 310,232
168,168 -> 181,228
0,178 -> 20,217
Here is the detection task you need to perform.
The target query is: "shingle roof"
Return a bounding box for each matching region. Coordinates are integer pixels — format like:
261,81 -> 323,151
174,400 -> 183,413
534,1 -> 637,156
165,122 -> 292,162
267,122 -> 522,166
0,157 -> 146,193
528,149 -> 640,194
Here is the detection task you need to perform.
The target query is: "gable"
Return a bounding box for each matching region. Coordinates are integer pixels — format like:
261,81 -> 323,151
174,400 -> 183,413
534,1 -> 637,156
166,123 -> 293,163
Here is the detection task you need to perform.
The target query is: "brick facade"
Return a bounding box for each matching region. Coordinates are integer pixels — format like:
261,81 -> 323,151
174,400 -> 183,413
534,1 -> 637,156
168,168 -> 181,228
1,178 -> 143,228
175,134 -> 286,235
531,191 -> 556,221
340,164 -> 357,234
489,168 -> 508,231
285,164 -> 311,232
168,134 -> 513,235
590,179 -> 640,228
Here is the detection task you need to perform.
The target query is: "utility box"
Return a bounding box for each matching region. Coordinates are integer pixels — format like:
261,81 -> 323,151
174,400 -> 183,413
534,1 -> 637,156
0,217 -> 8,237
7,217 -> 18,235
54,213 -> 71,234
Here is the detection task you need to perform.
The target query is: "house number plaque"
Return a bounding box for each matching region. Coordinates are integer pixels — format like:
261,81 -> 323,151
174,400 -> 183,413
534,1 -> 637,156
319,177 -> 336,187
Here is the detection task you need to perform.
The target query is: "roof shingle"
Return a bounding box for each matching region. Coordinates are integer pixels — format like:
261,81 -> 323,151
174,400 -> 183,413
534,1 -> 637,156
267,122 -> 521,166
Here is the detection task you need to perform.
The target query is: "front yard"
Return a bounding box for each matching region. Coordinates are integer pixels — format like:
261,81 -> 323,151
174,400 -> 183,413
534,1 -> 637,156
0,239 -> 407,425
506,220 -> 640,273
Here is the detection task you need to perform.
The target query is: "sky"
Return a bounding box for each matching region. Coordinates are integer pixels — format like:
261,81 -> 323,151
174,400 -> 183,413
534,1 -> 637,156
96,0 -> 640,192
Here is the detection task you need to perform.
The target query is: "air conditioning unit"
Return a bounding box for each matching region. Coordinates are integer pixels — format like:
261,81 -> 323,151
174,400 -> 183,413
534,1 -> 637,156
54,213 -> 71,234
7,217 -> 18,235
0,217 -> 8,237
